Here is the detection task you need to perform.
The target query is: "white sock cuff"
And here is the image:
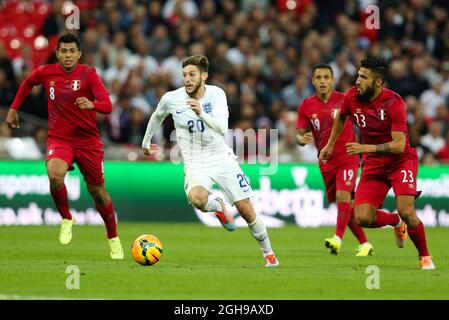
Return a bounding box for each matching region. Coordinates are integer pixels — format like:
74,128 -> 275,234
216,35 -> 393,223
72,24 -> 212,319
205,196 -> 220,212
249,216 -> 267,238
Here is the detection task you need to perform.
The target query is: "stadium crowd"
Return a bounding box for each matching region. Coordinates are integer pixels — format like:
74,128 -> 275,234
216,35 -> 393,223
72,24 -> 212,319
0,0 -> 448,163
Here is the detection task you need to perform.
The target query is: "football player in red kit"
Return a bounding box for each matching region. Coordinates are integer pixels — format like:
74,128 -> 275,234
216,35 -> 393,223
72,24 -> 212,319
297,64 -> 372,256
6,33 -> 124,259
320,57 -> 434,269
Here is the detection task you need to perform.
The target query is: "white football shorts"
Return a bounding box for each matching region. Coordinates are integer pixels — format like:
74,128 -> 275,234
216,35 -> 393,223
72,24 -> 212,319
184,155 -> 254,204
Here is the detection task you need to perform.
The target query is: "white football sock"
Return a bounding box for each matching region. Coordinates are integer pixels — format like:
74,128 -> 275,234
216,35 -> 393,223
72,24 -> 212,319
248,216 -> 273,254
204,195 -> 220,212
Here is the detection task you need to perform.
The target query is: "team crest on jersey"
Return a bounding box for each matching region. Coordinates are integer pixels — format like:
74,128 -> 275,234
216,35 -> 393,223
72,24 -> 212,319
378,109 -> 386,120
71,80 -> 81,91
202,102 -> 212,114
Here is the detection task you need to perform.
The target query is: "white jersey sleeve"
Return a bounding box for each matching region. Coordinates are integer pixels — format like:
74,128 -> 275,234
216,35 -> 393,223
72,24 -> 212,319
141,94 -> 169,149
198,87 -> 229,135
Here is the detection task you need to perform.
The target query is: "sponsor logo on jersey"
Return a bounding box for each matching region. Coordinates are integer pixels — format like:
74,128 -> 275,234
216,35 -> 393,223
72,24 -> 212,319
71,80 -> 81,91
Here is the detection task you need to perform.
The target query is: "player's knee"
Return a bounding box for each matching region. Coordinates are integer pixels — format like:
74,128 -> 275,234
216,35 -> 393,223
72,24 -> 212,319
335,191 -> 351,203
399,207 -> 419,228
93,193 -> 110,206
88,186 -> 109,205
355,210 -> 374,227
188,193 -> 207,210
47,172 -> 65,188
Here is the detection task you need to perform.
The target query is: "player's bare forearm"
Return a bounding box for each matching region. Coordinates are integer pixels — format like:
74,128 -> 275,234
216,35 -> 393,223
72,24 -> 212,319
346,132 -> 406,155
327,111 -> 347,149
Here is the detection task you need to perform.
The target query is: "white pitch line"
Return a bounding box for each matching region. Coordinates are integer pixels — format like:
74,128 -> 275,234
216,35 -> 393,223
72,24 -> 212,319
0,293 -> 103,300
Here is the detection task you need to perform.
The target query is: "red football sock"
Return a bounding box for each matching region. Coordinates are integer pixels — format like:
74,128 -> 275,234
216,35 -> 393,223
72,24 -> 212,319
408,221 -> 430,257
370,210 -> 400,228
335,202 -> 352,239
96,201 -> 118,239
348,209 -> 368,244
50,184 -> 72,220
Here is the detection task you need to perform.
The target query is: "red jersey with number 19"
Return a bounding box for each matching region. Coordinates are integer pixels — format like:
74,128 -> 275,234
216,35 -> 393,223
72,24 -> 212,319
340,87 -> 416,166
11,63 -> 111,145
297,91 -> 357,161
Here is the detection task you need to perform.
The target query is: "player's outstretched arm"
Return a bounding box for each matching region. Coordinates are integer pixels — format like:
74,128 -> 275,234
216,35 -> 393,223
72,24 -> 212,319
142,96 -> 169,153
319,110 -> 347,163
346,131 -> 406,155
7,68 -> 41,128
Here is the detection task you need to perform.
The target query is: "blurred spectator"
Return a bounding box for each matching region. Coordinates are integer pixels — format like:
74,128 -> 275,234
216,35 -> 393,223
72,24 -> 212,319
329,51 -> 356,84
162,0 -> 199,23
161,45 -> 186,88
126,74 -> 153,116
420,76 -> 446,119
0,121 -> 42,159
0,68 -> 16,106
420,121 -> 445,155
0,42 -> 15,84
107,31 -> 132,67
42,0 -> 66,37
33,126 -> 48,155
277,125 -> 304,163
126,37 -> 159,79
148,25 -> 172,63
281,76 -> 313,110
103,55 -> 130,87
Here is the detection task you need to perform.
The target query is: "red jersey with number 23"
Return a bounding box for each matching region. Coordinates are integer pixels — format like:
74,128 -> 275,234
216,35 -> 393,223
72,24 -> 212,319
297,91 -> 357,161
340,87 -> 416,166
11,63 -> 109,145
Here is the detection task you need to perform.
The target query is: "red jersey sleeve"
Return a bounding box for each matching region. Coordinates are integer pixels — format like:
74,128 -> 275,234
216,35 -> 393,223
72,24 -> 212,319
88,68 -> 112,114
10,66 -> 44,110
296,100 -> 310,129
389,96 -> 408,132
339,93 -> 350,118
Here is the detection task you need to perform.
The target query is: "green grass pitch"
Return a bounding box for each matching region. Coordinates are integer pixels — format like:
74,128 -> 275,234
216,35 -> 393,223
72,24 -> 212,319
0,223 -> 448,300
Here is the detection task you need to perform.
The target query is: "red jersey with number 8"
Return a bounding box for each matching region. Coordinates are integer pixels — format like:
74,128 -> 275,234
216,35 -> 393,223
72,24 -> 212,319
11,63 -> 109,145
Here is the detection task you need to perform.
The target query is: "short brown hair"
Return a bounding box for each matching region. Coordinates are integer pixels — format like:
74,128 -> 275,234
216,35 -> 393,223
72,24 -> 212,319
57,33 -> 81,50
182,55 -> 209,73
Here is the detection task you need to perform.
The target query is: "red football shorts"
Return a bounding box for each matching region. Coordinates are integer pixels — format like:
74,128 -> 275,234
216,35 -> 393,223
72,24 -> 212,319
320,159 -> 359,203
354,156 -> 419,208
46,137 -> 105,185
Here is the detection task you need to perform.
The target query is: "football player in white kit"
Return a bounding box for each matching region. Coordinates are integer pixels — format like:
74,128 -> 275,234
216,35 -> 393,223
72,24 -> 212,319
142,55 -> 279,267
